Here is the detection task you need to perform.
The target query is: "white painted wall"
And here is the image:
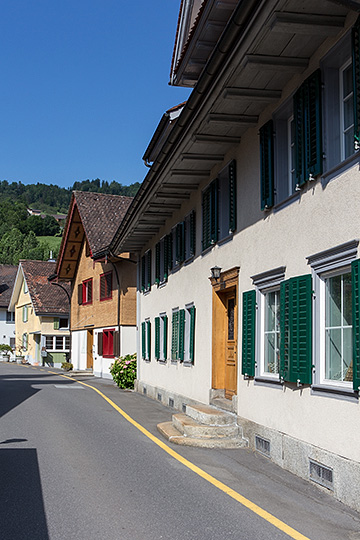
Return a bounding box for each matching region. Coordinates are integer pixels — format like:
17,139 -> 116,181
71,330 -> 87,371
92,325 -> 137,379
0,309 -> 15,359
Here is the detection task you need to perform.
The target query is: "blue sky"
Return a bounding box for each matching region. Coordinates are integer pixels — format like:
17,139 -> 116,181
0,1 -> 190,188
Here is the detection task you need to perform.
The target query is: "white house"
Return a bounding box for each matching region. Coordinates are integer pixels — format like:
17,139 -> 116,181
0,265 -> 17,359
110,0 -> 360,512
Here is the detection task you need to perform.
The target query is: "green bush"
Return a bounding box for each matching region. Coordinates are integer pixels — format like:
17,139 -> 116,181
61,362 -> 73,371
110,353 -> 136,389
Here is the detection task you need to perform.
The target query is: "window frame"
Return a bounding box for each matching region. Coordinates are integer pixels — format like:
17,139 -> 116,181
155,313 -> 168,362
82,278 -> 93,305
45,335 -> 70,352
22,305 -> 28,323
100,271 -> 112,301
103,328 -> 115,358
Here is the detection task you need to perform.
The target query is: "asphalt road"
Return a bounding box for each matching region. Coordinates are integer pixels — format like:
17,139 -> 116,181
1,362 -> 360,540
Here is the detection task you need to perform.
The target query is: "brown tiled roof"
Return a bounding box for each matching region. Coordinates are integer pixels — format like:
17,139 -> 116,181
74,191 -> 133,254
21,260 -> 70,316
0,265 -> 17,308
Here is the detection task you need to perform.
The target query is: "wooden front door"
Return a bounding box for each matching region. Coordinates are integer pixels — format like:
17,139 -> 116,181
224,292 -> 237,399
87,330 -> 93,369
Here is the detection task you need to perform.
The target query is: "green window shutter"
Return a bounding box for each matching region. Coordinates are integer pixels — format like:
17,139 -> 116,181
294,70 -> 322,187
352,16 -> 360,147
179,309 -> 185,362
241,290 -> 256,377
155,243 -> 160,285
175,222 -> 185,264
171,311 -> 179,360
259,120 -> 274,210
147,250 -> 151,290
53,318 -> 59,330
305,69 -> 322,179
210,179 -> 218,245
155,317 -> 160,360
280,275 -> 312,385
189,211 -> 196,257
352,259 -> 360,391
141,322 -> 146,359
164,237 -> 169,281
141,255 -> 145,291
189,306 -> 196,363
167,233 -> 173,272
228,160 -> 237,233
163,315 -> 168,360
202,187 -> 211,250
147,320 -> 151,361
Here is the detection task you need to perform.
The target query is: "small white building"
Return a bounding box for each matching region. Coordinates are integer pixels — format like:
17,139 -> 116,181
0,265 -> 17,359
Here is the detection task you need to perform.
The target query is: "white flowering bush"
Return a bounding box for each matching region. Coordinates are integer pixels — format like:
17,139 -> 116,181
110,353 -> 136,389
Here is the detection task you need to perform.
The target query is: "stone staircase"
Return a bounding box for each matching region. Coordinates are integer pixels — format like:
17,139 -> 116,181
157,404 -> 248,449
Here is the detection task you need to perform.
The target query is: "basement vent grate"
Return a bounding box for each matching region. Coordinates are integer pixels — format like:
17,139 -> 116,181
182,403 -> 187,413
255,435 -> 270,457
143,387 -> 147,395
169,398 -> 174,408
309,460 -> 333,490
157,393 -> 162,402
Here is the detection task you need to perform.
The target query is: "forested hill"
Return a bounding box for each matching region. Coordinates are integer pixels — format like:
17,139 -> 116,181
0,178 -> 141,214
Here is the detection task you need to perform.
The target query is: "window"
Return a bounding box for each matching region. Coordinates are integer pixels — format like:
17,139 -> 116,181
308,240 -> 359,390
243,272 -> 312,384
23,280 -> 28,294
6,311 -> 15,323
155,237 -> 168,285
155,313 -> 168,362
141,250 -> 151,292
100,272 -> 112,301
22,305 -> 28,323
340,60 -> 355,160
141,320 -> 151,361
22,333 -> 28,351
171,305 -> 195,363
45,336 -> 70,351
202,160 -> 236,250
53,318 -> 68,330
260,70 -> 322,209
78,278 -> 92,305
103,329 -> 115,358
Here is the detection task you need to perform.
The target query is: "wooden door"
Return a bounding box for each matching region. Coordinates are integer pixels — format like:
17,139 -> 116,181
87,330 -> 93,369
225,293 -> 237,399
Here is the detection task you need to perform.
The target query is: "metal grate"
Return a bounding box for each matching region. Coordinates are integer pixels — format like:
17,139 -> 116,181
309,460 -> 333,490
169,397 -> 174,408
255,435 -> 271,457
182,403 -> 187,413
143,387 -> 147,395
157,393 -> 162,401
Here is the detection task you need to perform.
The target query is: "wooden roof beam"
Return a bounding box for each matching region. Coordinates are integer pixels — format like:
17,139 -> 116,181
208,113 -> 258,125
171,170 -> 209,177
244,55 -> 308,72
269,12 -> 346,35
193,133 -> 241,144
223,87 -> 281,102
181,153 -> 224,162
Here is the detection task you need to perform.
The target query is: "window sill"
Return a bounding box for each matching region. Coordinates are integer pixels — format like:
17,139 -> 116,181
311,384 -> 358,401
157,280 -> 167,289
100,297 -> 112,302
322,151 -> 359,184
254,376 -> 282,387
218,233 -> 234,247
273,190 -> 301,213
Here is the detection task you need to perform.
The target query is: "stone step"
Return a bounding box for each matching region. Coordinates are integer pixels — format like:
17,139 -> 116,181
209,397 -> 234,413
157,421 -> 247,449
172,413 -> 240,439
185,404 -> 235,426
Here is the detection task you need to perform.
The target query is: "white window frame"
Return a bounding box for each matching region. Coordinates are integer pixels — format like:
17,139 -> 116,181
159,312 -> 167,362
45,335 -> 70,352
307,240 -> 358,389
340,58 -> 355,161
252,267 -> 286,380
183,303 -> 194,364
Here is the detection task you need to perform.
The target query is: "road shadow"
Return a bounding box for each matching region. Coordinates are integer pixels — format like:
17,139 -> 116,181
0,448 -> 49,539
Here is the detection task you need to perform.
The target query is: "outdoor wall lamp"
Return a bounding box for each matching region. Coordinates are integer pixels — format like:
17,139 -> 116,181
210,266 -> 222,281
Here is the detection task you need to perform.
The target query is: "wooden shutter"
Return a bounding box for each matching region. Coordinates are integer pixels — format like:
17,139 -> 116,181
146,320 -> 151,361
163,315 -> 168,360
176,222 -> 185,264
141,322 -> 146,359
155,317 -> 160,360
189,306 -> 196,363
189,211 -> 196,257
260,120 -> 274,210
294,70 -> 322,186
352,259 -> 360,391
53,318 -> 59,330
155,243 -> 160,284
141,255 -> 145,291
171,311 -> 179,360
202,186 -> 211,250
147,250 -> 151,290
113,331 -> 120,357
210,179 -> 218,245
352,16 -> 360,146
100,272 -> 112,300
280,275 -> 312,385
228,160 -> 237,233
88,279 -> 93,303
179,309 -> 185,362
242,290 -> 256,377
98,332 -> 103,356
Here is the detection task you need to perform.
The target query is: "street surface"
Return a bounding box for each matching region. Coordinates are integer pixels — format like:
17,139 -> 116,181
1,362 -> 360,540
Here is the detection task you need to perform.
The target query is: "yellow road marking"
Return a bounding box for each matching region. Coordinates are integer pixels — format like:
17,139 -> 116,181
45,371 -> 310,540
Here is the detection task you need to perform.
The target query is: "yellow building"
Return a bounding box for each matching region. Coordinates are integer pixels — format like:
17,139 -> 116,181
9,260 -> 70,367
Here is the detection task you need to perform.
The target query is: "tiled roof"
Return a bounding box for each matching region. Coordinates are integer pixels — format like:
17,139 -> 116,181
21,260 -> 70,315
0,265 -> 17,308
74,191 -> 133,254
